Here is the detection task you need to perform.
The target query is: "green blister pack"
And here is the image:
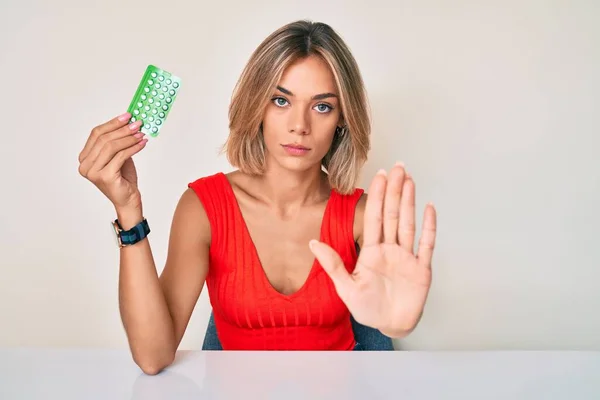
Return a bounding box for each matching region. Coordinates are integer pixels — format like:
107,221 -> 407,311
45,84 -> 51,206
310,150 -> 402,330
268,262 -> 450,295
127,65 -> 181,138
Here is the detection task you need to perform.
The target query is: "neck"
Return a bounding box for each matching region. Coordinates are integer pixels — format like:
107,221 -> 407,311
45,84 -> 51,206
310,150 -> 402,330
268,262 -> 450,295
254,159 -> 328,215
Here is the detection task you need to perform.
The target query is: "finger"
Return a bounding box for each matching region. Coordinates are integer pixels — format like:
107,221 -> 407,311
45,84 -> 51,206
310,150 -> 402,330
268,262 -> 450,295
362,169 -> 387,247
383,162 -> 406,244
103,137 -> 148,175
416,203 -> 437,267
79,121 -> 142,176
309,240 -> 353,295
84,120 -> 142,165
88,133 -> 146,174
399,173 -> 416,254
79,112 -> 133,162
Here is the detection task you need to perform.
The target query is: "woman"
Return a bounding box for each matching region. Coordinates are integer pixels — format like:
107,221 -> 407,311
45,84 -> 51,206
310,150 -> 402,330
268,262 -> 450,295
78,20 -> 437,374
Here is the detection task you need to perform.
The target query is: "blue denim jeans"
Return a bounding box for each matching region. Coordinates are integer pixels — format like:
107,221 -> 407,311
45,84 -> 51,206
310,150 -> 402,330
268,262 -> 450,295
202,311 -> 393,351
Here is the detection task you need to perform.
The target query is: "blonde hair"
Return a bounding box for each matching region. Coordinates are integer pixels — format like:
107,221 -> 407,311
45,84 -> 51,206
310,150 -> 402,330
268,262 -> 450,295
221,20 -> 371,194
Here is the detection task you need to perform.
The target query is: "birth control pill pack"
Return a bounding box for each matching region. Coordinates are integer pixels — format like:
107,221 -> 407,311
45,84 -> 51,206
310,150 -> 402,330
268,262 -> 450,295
127,65 -> 181,138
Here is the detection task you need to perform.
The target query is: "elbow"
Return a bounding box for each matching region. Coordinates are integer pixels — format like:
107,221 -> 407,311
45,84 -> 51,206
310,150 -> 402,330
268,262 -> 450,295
138,362 -> 165,376
140,365 -> 161,376
134,351 -> 175,376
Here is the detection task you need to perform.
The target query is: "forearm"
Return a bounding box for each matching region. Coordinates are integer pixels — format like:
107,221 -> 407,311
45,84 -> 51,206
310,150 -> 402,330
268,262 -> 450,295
116,207 -> 175,374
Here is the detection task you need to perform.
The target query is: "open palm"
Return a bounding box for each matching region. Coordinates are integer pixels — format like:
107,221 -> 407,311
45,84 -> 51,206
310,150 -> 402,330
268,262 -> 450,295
310,163 -> 437,338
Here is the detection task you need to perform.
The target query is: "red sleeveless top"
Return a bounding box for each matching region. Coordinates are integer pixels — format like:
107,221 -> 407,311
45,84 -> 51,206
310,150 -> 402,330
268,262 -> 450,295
188,172 -> 364,350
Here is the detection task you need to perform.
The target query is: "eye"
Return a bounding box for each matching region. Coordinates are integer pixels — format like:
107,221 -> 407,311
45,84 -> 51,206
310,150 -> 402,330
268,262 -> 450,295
314,103 -> 333,113
272,97 -> 289,107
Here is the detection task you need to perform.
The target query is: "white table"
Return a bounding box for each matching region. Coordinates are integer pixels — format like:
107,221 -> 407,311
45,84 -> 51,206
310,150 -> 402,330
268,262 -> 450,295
1,348 -> 598,399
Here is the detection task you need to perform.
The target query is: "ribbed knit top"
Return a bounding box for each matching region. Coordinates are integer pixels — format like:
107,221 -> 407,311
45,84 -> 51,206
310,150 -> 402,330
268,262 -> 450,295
188,172 -> 364,350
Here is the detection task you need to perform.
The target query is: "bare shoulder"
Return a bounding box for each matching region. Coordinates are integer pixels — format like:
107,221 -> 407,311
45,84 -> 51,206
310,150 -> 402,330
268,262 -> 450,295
353,191 -> 368,247
223,169 -> 252,193
172,187 -> 211,244
223,170 -> 263,202
161,187 -> 212,278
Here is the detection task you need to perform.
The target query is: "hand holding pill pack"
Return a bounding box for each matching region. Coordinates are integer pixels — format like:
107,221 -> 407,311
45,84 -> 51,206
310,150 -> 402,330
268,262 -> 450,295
126,65 -> 181,138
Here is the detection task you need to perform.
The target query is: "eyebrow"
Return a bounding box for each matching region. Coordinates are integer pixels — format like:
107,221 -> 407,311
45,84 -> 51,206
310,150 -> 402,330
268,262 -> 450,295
276,85 -> 338,100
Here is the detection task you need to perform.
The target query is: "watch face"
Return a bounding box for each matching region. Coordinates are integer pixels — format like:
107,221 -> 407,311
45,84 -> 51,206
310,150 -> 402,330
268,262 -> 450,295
112,220 -> 124,248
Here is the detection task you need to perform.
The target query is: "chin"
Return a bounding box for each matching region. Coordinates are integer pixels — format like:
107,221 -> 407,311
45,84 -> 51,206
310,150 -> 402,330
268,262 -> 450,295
281,158 -> 318,172
269,153 -> 319,173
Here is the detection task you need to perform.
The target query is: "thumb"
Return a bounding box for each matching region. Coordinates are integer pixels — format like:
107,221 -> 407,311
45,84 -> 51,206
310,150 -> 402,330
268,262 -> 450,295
309,240 -> 353,292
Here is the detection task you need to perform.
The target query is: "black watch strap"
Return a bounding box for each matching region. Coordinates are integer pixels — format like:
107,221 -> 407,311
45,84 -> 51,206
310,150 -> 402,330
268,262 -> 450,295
112,218 -> 150,248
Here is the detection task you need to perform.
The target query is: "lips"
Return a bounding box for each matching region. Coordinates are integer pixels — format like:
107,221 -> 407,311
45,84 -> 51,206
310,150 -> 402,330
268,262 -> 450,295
282,144 -> 310,150
281,143 -> 311,156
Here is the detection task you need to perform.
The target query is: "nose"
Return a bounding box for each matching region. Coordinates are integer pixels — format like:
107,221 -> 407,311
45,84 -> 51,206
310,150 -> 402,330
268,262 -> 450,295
288,107 -> 309,135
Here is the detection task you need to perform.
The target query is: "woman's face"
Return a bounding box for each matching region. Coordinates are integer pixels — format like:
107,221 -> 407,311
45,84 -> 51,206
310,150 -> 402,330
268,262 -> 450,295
262,55 -> 342,173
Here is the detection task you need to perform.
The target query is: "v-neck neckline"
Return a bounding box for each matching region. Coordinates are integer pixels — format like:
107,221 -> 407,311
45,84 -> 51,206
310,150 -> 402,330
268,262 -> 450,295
218,172 -> 335,300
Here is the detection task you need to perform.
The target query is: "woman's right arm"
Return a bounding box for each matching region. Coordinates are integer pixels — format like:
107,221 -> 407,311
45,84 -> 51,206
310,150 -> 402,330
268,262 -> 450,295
78,113 -> 210,375
116,188 -> 210,375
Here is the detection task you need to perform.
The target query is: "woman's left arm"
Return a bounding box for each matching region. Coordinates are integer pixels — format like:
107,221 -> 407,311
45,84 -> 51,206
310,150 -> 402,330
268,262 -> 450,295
310,163 -> 437,338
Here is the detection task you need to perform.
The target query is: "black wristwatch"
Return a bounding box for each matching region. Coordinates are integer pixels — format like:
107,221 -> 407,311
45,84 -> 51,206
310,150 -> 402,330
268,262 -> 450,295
112,218 -> 150,248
